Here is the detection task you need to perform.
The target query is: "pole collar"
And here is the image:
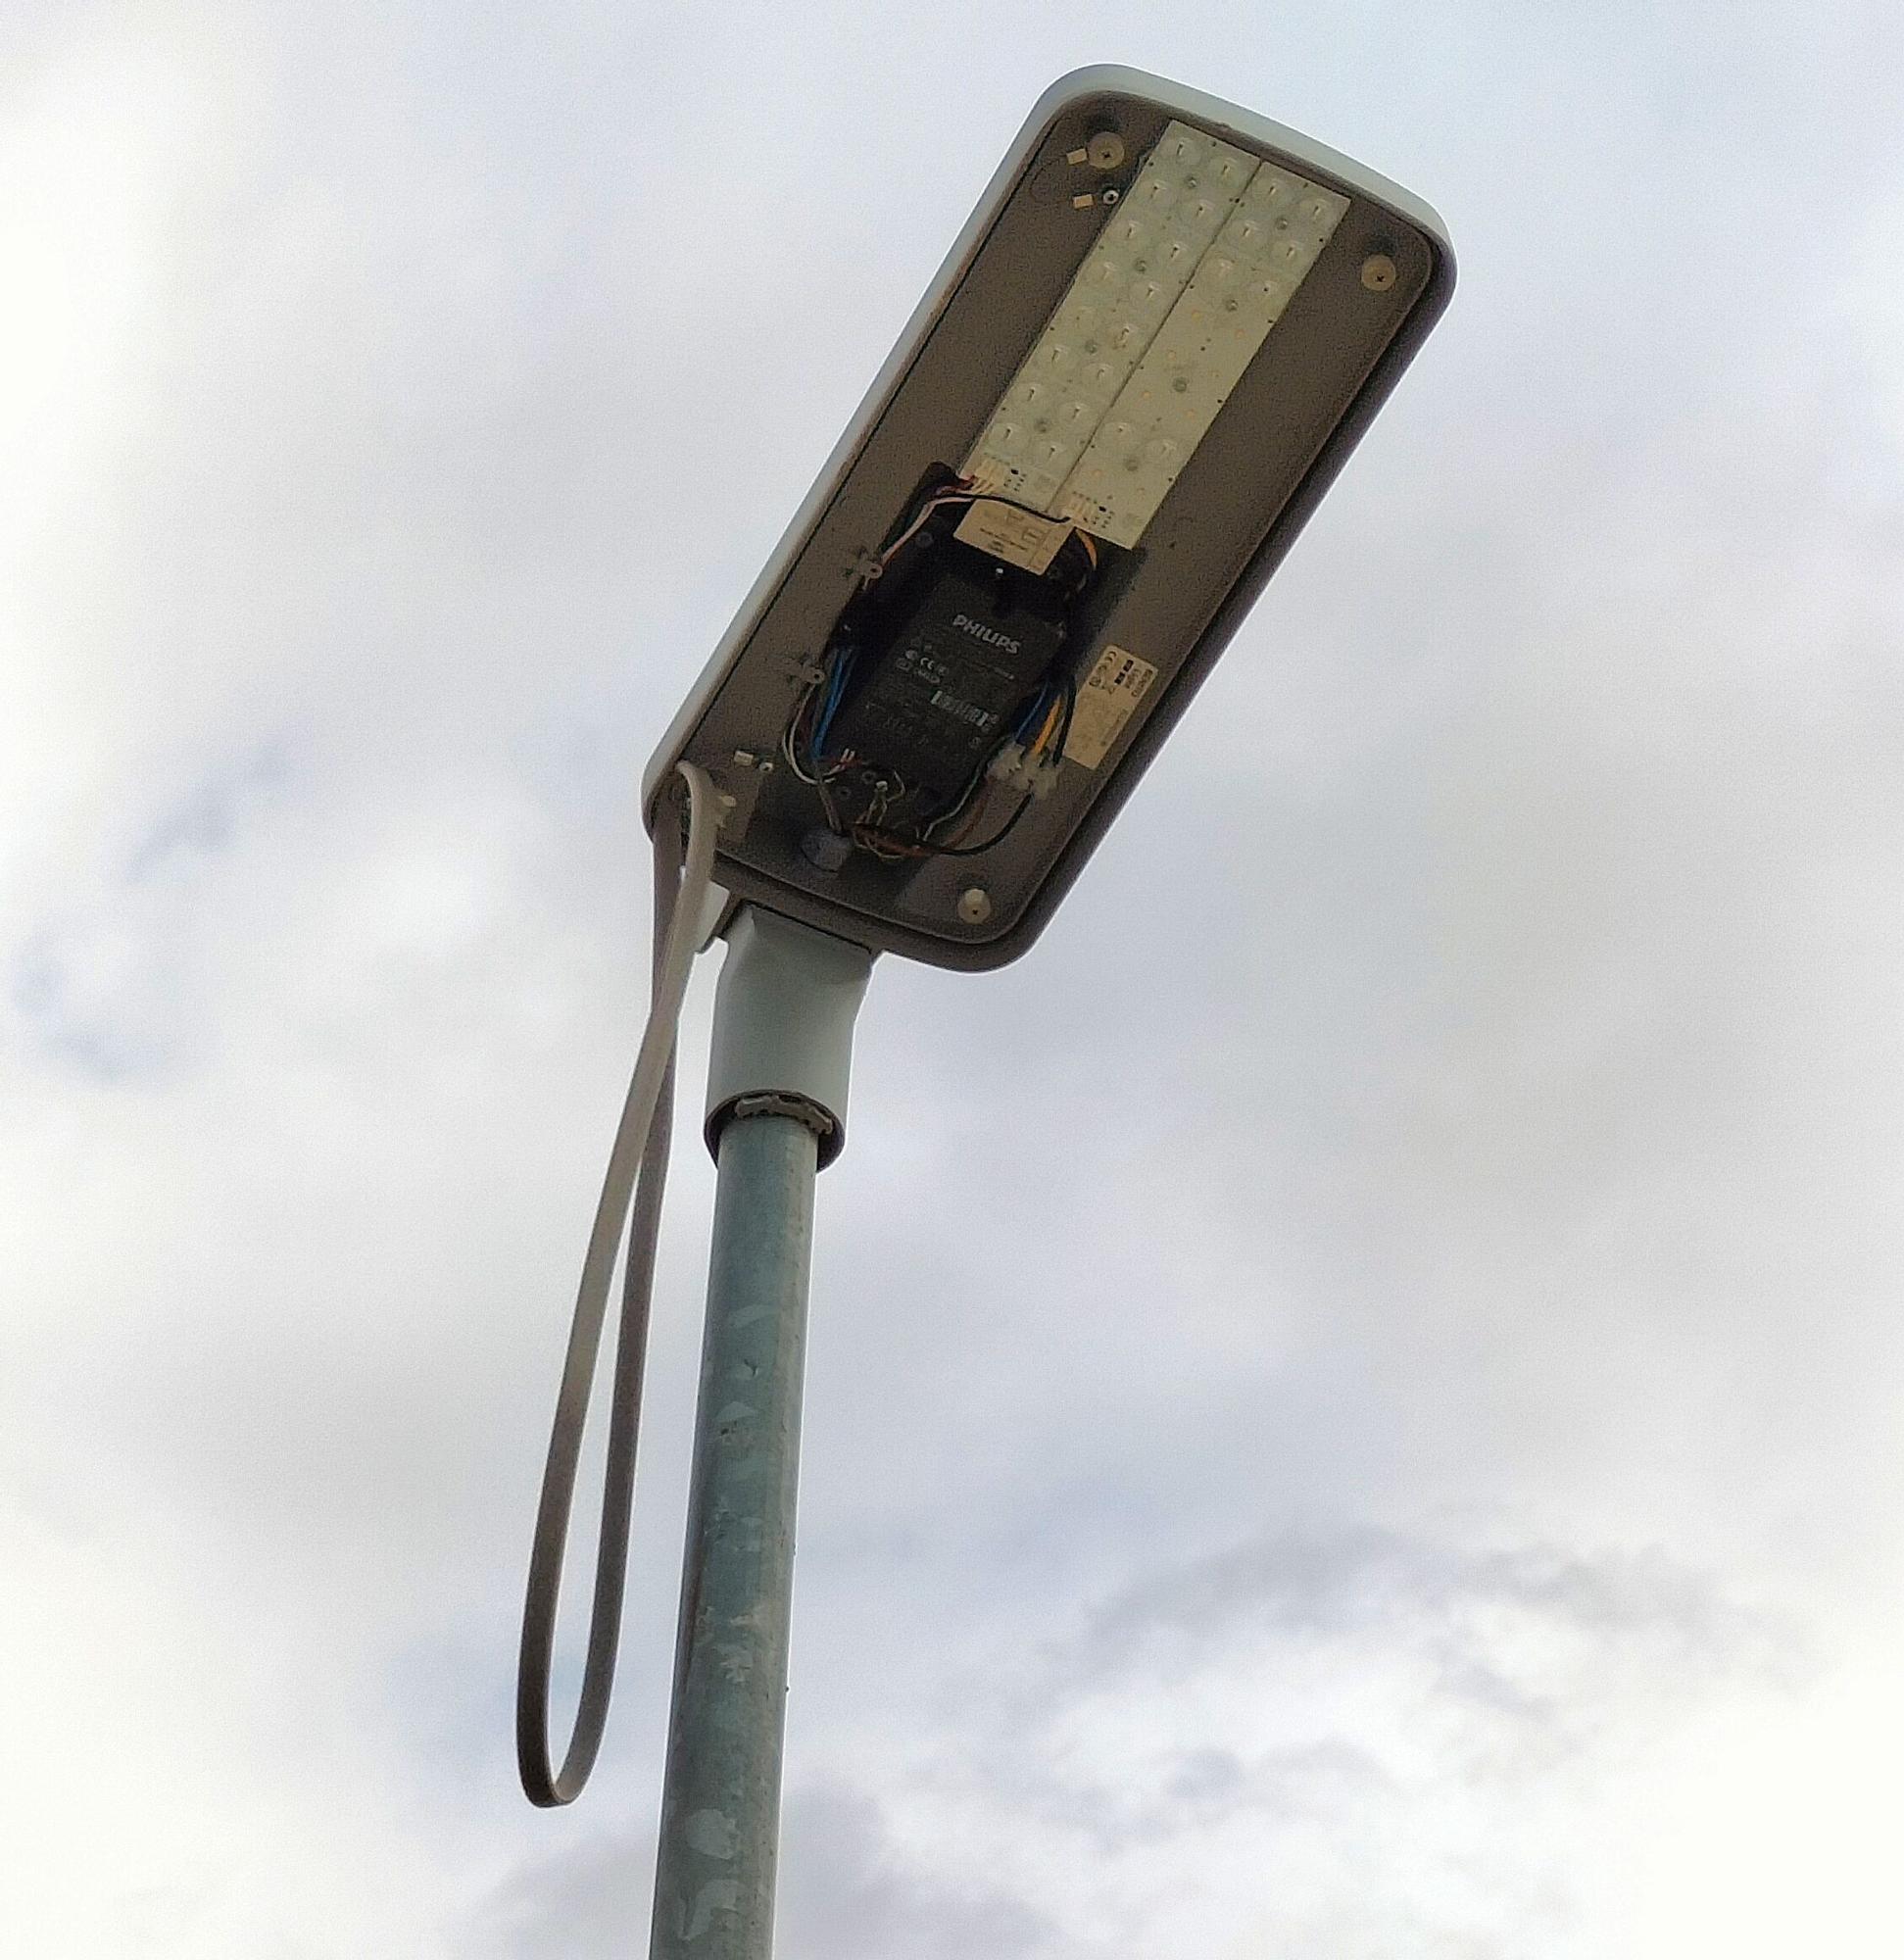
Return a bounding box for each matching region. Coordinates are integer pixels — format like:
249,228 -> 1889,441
704,906 -> 875,1168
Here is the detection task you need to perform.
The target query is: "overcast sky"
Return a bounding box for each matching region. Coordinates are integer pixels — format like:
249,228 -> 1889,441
6,2 -> 1904,1955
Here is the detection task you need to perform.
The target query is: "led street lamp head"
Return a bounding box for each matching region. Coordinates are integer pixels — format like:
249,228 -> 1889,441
644,67 -> 1453,970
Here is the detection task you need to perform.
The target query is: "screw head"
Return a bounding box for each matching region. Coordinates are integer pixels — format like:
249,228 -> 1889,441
1361,253 -> 1398,292
956,886 -> 993,925
1086,129 -> 1126,170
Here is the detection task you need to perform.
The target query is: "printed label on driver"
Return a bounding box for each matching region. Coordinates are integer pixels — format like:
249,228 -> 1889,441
1063,645 -> 1157,769
953,499 -> 1073,575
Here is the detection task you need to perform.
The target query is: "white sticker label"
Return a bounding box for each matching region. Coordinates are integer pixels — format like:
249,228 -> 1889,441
1062,645 -> 1158,769
953,499 -> 1074,575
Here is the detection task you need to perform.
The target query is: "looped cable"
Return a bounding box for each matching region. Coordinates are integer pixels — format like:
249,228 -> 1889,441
516,760 -> 719,1806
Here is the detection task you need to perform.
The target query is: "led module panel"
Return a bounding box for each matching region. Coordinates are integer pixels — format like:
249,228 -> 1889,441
963,121 -> 1350,550
1058,167 -> 1348,546
963,122 -> 1256,513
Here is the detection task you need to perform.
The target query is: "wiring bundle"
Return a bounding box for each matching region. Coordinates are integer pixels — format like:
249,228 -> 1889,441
779,477 -> 1098,864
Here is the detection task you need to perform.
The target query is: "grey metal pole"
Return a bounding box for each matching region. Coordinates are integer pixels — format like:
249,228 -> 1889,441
650,1109 -> 817,1959
649,906 -> 873,1960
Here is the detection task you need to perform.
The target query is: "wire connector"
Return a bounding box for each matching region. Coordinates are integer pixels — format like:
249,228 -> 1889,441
986,740 -> 1062,801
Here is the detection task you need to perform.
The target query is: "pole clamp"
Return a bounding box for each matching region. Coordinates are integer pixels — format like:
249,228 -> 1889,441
722,1091 -> 838,1145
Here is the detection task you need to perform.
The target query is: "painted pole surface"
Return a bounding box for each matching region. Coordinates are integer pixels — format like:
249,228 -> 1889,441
649,1110 -> 818,1960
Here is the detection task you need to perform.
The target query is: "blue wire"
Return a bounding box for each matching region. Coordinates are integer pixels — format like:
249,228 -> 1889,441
809,650 -> 852,761
1011,683 -> 1053,740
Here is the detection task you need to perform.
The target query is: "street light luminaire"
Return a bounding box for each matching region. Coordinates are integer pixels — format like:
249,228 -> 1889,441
643,66 -> 1453,970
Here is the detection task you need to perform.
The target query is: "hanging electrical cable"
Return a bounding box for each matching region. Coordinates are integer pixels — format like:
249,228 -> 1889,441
515,759 -> 720,1807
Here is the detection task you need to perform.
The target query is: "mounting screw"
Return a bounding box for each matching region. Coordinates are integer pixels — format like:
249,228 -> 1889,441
1361,253 -> 1397,292
956,886 -> 993,925
1086,129 -> 1126,170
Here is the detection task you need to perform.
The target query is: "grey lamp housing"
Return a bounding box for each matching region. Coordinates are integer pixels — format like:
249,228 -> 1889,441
642,65 -> 1454,971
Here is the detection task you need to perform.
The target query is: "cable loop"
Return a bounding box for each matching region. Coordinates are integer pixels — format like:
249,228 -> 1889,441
515,760 -> 718,1807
